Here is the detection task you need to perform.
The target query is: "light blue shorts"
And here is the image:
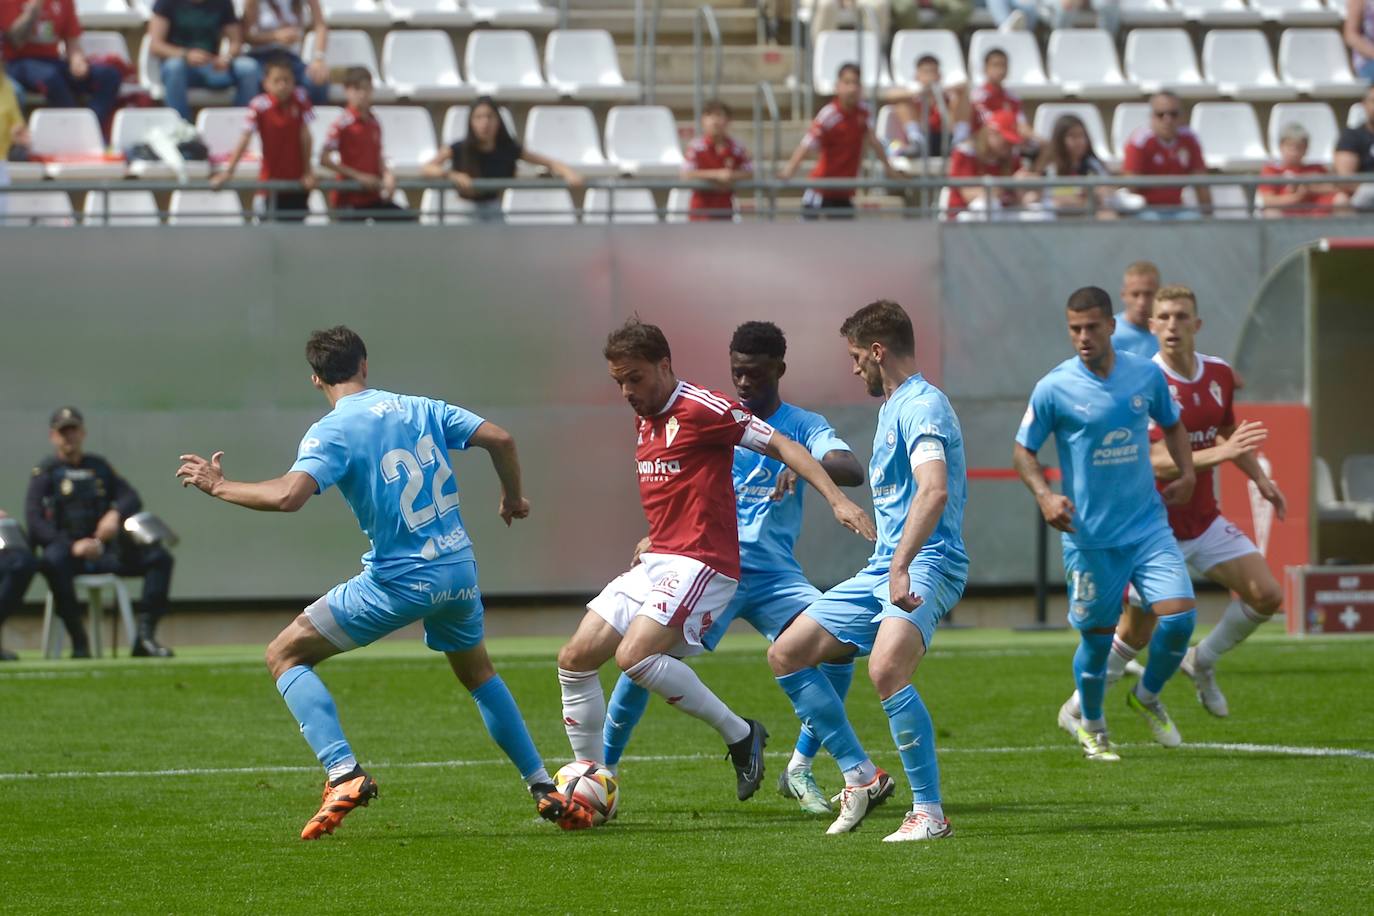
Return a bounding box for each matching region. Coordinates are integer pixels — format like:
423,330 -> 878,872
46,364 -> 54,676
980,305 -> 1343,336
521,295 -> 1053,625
1063,525 -> 1195,631
306,559 -> 485,653
802,561 -> 965,657
701,569 -> 821,650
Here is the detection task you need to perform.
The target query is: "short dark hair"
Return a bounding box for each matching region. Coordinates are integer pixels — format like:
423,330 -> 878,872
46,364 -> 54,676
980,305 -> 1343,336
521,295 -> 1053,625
916,54 -> 940,69
263,53 -> 295,78
306,326 -> 368,384
702,98 -> 731,119
604,318 -> 671,364
343,67 -> 372,89
840,300 -> 915,357
984,48 -> 1008,66
837,62 -> 861,81
730,321 -> 786,359
1066,286 -> 1114,318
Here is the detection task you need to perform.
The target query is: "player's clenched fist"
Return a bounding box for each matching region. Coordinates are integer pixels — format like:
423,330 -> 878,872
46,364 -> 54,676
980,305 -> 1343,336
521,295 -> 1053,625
498,495 -> 530,526
177,451 -> 225,496
1039,493 -> 1076,533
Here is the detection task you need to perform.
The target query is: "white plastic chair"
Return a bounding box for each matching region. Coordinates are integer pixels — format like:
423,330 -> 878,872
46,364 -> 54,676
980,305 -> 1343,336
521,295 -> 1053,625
582,187 -> 659,223
604,105 -> 685,176
1249,0 -> 1340,23
889,30 -> 967,90
967,31 -> 1055,98
1268,103 -> 1340,166
1277,29 -> 1363,97
467,0 -> 556,27
29,109 -> 124,177
195,107 -> 260,162
1046,29 -> 1131,99
168,189 -> 245,225
382,30 -> 472,101
439,104 -> 518,144
464,30 -> 558,101
41,574 -> 138,658
1199,183 -> 1253,218
1201,29 -> 1297,100
1111,102 -> 1153,161
1119,0 -> 1186,26
317,0 -> 389,27
1031,103 -> 1116,166
812,30 -> 893,95
1123,29 -> 1212,97
1190,101 -> 1269,170
665,187 -> 692,223
501,187 -> 576,224
111,107 -> 210,177
383,0 -> 474,26
83,189 -> 161,225
74,0 -> 145,29
418,187 -> 479,224
1349,102 -> 1367,129
307,105 -> 344,163
544,30 -> 640,101
302,30 -> 396,102
1175,0 -> 1264,23
523,105 -> 616,175
374,105 -> 438,176
0,190 -> 76,225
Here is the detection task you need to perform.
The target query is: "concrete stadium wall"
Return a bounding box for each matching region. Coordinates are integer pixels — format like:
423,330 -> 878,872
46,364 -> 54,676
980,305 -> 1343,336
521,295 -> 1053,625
0,219 -> 1366,600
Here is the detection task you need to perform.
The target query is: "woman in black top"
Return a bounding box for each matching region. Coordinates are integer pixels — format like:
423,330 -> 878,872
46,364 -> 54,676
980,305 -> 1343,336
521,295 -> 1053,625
422,97 -> 584,220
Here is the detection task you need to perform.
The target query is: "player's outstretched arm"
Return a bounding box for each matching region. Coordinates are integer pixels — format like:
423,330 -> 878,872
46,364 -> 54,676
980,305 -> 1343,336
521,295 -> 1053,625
176,452 -> 315,512
1157,422 -> 1197,506
1230,439 -> 1287,521
1012,442 -> 1075,533
770,448 -> 864,500
765,434 -> 875,541
1151,419 -> 1267,480
468,422 -> 530,526
888,459 -> 948,612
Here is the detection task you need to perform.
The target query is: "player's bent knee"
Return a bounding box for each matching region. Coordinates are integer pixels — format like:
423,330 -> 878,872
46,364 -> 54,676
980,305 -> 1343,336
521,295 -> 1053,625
1251,585 -> 1282,617
866,663 -> 908,699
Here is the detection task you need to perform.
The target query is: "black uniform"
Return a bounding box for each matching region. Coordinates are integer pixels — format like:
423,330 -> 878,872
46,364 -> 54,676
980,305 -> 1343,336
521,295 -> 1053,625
25,455 -> 175,654
0,546 -> 41,660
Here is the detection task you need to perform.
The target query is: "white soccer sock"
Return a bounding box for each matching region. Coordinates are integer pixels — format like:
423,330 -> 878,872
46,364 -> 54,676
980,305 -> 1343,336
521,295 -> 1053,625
1133,681 -> 1159,706
625,654 -> 750,745
1083,716 -> 1106,733
843,759 -> 878,787
327,756 -> 359,783
788,749 -> 815,774
1196,600 -> 1269,668
1106,637 -> 1139,681
524,766 -> 552,788
1066,690 -> 1082,719
913,801 -> 945,821
558,668 -> 606,765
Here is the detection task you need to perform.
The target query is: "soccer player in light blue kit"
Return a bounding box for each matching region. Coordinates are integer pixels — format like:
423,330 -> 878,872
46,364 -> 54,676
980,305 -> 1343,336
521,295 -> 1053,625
1013,287 -> 1198,761
768,300 -> 968,842
599,321 -> 866,815
176,326 -> 585,838
1109,260 -> 1161,359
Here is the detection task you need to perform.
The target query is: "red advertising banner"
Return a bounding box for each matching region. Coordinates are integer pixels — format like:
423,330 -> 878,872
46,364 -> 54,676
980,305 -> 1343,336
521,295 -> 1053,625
1286,566 -> 1374,635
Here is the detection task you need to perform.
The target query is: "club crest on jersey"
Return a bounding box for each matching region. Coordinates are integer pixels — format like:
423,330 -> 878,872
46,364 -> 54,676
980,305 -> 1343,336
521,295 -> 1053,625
1209,379 -> 1223,407
665,416 -> 680,447
886,430 -> 897,448
1130,394 -> 1146,412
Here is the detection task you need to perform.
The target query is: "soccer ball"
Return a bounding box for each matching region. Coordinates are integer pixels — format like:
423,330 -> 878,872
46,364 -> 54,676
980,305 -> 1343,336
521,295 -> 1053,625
554,759 -> 619,828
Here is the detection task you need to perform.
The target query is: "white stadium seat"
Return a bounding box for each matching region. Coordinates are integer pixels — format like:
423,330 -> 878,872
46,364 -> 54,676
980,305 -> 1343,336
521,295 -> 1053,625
1278,30 -> 1363,97
523,106 -> 616,175
544,30 -> 640,102
1249,0 -> 1340,24
1267,102 -> 1340,166
303,31 -> 396,103
1124,29 -> 1212,97
1031,103 -> 1116,166
582,188 -> 659,224
1046,29 -> 1130,99
467,0 -> 556,27
465,30 -> 558,102
383,0 -> 474,26
1119,0 -> 1186,26
307,105 -> 344,163
167,190 -> 245,225
1350,102 -> 1367,129
1112,102 -> 1153,161
374,105 -> 438,176
382,30 -> 473,101
604,105 -> 685,176
968,31 -> 1055,99
665,187 -> 692,223
1190,101 -> 1269,170
28,109 -> 124,178
418,188 -> 479,224
317,0 -> 388,27
1191,183 -> 1252,217
439,104 -> 518,144
111,107 -> 210,177
74,0 -> 144,29
1201,29 -> 1297,100
889,30 -> 967,90
1175,0 -> 1263,24
83,189 -> 160,226
138,35 -> 232,107
0,190 -> 75,226
812,30 -> 893,95
501,187 -> 577,224
196,107 -> 259,162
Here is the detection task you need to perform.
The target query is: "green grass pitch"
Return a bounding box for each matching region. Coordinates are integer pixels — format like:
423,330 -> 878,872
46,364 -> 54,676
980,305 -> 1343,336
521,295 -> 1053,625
2,628 -> 1371,913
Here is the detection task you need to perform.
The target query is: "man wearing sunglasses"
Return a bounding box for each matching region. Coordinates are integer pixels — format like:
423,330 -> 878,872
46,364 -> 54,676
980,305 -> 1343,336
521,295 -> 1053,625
1123,91 -> 1210,219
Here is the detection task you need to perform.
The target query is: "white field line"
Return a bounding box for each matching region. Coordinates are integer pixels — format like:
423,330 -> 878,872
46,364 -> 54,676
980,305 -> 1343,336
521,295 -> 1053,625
2,742 -> 1370,782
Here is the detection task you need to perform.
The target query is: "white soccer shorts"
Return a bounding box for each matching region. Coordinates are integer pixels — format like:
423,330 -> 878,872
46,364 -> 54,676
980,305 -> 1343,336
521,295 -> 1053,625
588,552 -> 738,656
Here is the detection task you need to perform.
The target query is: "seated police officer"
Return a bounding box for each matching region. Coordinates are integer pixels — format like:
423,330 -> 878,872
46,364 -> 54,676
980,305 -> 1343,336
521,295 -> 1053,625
0,508 -> 42,661
25,407 -> 175,658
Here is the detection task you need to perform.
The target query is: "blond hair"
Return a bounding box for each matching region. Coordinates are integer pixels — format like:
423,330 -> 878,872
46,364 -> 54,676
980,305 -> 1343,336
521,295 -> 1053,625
1154,284 -> 1197,314
1124,260 -> 1160,282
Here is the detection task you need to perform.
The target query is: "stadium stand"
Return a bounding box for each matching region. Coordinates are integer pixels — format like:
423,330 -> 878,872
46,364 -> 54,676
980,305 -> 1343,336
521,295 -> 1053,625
82,188 -> 160,225
1123,28 -> 1211,96
382,29 -> 474,101
967,30 -> 1054,98
1277,29 -> 1364,96
195,108 -> 259,163
543,29 -> 640,101
374,105 -> 439,175
29,109 -> 123,177
1190,101 -> 1270,170
889,30 -> 968,89
812,30 -> 892,93
523,105 -> 617,175
604,105 -> 684,175
464,30 -> 560,101
1046,29 -> 1131,99
1201,29 -> 1297,100
1268,102 -> 1340,165
500,186 -> 577,222
0,190 -> 76,225
74,0 -> 145,29
582,186 -> 659,223
167,189 -> 245,224
318,0 -> 390,28
383,0 -> 475,27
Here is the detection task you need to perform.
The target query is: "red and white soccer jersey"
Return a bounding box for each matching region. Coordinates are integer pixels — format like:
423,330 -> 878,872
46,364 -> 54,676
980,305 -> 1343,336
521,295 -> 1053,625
684,135 -> 751,219
803,100 -> 872,201
1122,127 -> 1206,207
969,82 -> 1024,132
1150,352 -> 1236,540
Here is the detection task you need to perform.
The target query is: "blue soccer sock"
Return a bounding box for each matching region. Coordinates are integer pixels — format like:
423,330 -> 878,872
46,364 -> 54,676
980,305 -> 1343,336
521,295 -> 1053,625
471,675 -> 546,784
1139,609 -> 1197,700
1073,631 -> 1115,726
776,668 -> 869,775
792,660 -> 855,766
603,672 -> 652,769
276,665 -> 356,779
881,684 -> 940,806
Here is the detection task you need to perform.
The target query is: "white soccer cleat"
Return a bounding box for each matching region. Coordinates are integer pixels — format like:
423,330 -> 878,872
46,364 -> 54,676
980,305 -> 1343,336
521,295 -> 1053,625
1057,696 -> 1082,737
778,767 -> 833,814
1122,658 -> 1146,680
883,810 -> 953,843
1180,647 -> 1229,718
1073,724 -> 1120,762
1126,688 -> 1183,748
825,770 -> 896,835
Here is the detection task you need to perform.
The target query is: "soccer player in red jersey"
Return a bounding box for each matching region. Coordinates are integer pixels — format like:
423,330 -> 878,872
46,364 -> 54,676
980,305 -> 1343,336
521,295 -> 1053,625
556,318 -> 875,804
682,98 -> 752,221
1122,91 -> 1210,218
1062,286 -> 1287,722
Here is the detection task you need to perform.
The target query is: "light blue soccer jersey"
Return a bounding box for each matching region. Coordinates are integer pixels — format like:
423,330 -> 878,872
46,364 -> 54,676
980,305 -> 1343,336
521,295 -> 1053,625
290,388 -> 486,579
1016,350 -> 1179,549
866,374 -> 969,579
733,402 -> 851,575
1110,312 -> 1158,358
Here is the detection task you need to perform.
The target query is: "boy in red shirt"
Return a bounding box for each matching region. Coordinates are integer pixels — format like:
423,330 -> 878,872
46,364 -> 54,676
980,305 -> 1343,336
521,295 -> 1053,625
320,68 -> 411,222
970,49 -> 1029,138
211,54 -> 315,222
779,63 -> 897,219
682,98 -> 752,222
946,109 -> 1025,217
1258,123 -> 1335,218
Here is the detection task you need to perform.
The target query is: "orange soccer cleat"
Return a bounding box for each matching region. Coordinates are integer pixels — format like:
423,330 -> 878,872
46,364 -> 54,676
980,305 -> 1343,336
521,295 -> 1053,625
301,771 -> 379,840
532,782 -> 596,831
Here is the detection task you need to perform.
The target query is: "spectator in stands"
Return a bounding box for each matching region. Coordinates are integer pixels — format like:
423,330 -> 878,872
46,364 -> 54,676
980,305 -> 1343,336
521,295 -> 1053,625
983,0 -> 1040,30
971,49 -> 1034,147
1053,0 -> 1119,36
1345,0 -> 1374,80
0,508 -> 40,661
1259,123 -> 1335,218
421,97 -> 584,223
210,54 -> 315,222
801,0 -> 890,46
1,0 -> 122,130
320,68 -> 410,221
0,66 -> 30,162
1122,91 -> 1210,219
683,98 -> 751,222
1334,83 -> 1374,211
946,109 -> 1029,218
1112,259 -> 1159,357
780,63 -> 898,219
1030,113 -> 1116,218
888,54 -> 969,159
147,0 -> 260,122
242,0 -> 328,105
26,407 -> 175,658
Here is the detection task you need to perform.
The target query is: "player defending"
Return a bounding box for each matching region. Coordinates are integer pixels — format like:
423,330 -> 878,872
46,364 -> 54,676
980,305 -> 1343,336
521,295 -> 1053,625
599,321 -> 866,815
556,319 -> 875,803
768,300 -> 968,842
1064,286 -> 1286,719
1014,287 -> 1198,761
176,326 -> 583,837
